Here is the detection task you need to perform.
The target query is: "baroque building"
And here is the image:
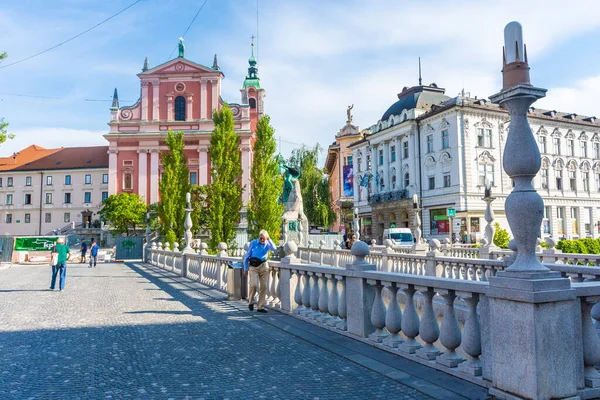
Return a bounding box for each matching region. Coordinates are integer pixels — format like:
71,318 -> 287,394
350,83 -> 600,243
105,40 -> 264,227
324,106 -> 364,233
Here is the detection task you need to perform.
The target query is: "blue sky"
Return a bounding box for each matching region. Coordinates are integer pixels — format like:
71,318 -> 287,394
2,0 -> 600,161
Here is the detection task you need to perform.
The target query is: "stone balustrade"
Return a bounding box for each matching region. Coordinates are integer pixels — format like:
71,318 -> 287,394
145,241 -> 600,397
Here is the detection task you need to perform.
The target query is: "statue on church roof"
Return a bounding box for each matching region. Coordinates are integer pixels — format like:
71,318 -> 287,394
347,104 -> 354,123
178,37 -> 185,58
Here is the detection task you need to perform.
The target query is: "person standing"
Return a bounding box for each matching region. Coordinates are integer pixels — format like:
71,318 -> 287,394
80,239 -> 88,263
242,230 -> 277,313
88,239 -> 99,268
50,237 -> 71,291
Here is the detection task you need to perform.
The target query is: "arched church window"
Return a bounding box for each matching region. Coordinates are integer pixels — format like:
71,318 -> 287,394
249,98 -> 257,109
123,173 -> 132,190
404,173 -> 409,188
174,96 -> 186,121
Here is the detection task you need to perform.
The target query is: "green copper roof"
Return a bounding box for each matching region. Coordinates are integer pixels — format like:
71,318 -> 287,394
243,45 -> 260,89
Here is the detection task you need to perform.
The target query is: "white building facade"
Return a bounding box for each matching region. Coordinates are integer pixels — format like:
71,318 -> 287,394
351,84 -> 600,243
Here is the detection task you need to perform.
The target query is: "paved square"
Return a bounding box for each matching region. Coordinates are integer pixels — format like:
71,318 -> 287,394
0,262 -> 433,399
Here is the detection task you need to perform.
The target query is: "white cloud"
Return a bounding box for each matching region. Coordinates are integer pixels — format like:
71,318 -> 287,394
537,75 -> 600,117
0,128 -> 107,156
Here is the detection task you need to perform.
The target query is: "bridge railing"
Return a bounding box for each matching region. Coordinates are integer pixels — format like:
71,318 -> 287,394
145,240 -> 600,396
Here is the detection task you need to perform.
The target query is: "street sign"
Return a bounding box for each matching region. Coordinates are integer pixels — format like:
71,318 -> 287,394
447,208 -> 456,217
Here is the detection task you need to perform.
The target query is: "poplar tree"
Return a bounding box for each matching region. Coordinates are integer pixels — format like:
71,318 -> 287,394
158,130 -> 189,240
247,115 -> 284,240
206,105 -> 243,249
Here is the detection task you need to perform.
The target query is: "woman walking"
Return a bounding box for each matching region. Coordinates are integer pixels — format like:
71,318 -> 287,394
50,237 -> 71,291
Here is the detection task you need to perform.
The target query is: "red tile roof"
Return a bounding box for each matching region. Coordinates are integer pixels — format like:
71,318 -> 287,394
0,145 -> 60,171
3,146 -> 108,172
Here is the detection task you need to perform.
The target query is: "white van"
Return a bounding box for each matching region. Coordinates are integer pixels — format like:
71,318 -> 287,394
382,228 -> 414,247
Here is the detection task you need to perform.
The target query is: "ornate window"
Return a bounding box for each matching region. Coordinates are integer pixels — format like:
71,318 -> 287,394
378,149 -> 383,165
478,164 -> 494,186
594,141 -> 600,159
553,137 -> 561,154
390,145 -> 396,162
249,98 -> 256,109
584,171 -> 590,192
443,174 -> 451,187
556,169 -> 563,190
477,128 -> 492,147
441,130 -> 449,149
404,172 -> 409,188
426,134 -> 434,153
581,141 -> 588,158
539,135 -> 547,153
174,96 -> 186,121
403,141 -> 409,158
391,174 -> 396,190
568,161 -> 577,191
428,176 -> 435,190
567,139 -> 575,156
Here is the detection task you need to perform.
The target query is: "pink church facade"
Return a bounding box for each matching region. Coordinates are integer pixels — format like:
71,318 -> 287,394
104,44 -> 265,219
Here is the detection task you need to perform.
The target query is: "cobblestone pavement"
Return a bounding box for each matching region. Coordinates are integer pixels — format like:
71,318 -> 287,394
0,262 -> 434,400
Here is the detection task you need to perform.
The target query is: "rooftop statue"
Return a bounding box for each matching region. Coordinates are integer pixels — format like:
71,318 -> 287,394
347,104 -> 354,123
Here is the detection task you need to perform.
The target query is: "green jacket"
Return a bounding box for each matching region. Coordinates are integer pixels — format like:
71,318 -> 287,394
53,243 -> 71,264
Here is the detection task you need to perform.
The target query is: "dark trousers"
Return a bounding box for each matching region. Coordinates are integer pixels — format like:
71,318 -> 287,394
80,251 -> 86,263
50,262 -> 67,290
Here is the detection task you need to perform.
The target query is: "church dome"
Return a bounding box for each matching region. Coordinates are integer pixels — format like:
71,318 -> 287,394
381,84 -> 451,121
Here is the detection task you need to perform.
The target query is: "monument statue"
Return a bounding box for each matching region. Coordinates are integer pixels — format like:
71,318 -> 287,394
277,156 -> 309,246
178,37 -> 185,58
347,104 -> 354,123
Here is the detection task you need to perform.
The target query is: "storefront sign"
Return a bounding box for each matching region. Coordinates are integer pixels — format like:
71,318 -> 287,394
14,237 -> 58,251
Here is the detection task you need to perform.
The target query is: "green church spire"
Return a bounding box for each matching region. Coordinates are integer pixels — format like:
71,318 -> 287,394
243,38 -> 260,89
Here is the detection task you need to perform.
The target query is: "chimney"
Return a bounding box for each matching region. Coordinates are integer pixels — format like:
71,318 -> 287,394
501,21 -> 531,90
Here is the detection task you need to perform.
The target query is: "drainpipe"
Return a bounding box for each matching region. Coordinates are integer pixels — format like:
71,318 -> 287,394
39,171 -> 44,236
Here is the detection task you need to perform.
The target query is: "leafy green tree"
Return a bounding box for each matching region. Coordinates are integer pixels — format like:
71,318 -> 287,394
190,184 -> 209,235
99,193 -> 147,236
288,144 -> 335,228
247,115 -> 284,240
206,104 -> 243,249
0,118 -> 13,146
158,130 -> 189,239
493,222 -> 510,249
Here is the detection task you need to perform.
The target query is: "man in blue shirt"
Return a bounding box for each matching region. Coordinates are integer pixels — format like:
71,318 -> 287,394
243,229 -> 277,313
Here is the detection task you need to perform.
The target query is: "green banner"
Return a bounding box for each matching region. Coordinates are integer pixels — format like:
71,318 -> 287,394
14,237 -> 59,251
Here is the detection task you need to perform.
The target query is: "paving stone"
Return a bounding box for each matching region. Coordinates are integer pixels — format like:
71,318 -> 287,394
0,262 -> 433,399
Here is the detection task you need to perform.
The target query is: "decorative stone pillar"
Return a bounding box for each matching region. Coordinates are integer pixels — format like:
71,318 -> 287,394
200,79 -> 208,119
186,94 -> 193,121
151,79 -> 160,120
412,194 -> 427,254
481,181 -> 497,249
487,22 -> 579,400
182,192 -> 195,254
138,149 -> 148,203
345,241 -> 375,338
149,149 -> 160,204
141,81 -> 149,121
198,146 -> 208,186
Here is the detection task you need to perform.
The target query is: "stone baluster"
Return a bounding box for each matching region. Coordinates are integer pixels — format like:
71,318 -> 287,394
319,240 -> 326,265
415,287 -> 441,360
301,271 -> 312,316
326,275 -> 340,327
383,282 -> 403,348
264,264 -> 273,304
436,290 -> 465,367
307,240 -> 313,263
459,293 -> 482,376
398,285 -> 421,354
275,268 -> 281,307
293,270 -> 305,314
199,243 -> 208,255
367,280 -> 388,342
333,240 -> 341,267
582,298 -> 600,388
164,242 -> 170,251
317,274 -> 330,322
309,272 -> 321,319
337,276 -> 347,331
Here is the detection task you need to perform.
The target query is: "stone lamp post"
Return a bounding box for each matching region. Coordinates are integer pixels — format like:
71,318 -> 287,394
412,194 -> 427,253
482,180 -> 496,248
487,21 -> 579,400
352,207 -> 360,241
182,192 -> 195,254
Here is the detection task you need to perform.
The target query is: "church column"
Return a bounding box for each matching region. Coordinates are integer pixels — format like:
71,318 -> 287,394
211,79 -> 218,110
151,79 -> 160,121
198,146 -> 208,185
408,131 -> 417,193
186,94 -> 193,121
141,81 -> 149,121
200,80 -> 207,119
370,145 -> 378,195
150,149 -> 160,204
108,149 -> 118,195
241,144 -> 252,204
138,149 -> 148,204
167,95 -> 173,121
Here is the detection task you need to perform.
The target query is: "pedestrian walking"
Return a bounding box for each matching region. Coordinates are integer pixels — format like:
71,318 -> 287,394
50,237 -> 71,291
89,239 -> 99,268
80,239 -> 87,263
242,229 -> 277,313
